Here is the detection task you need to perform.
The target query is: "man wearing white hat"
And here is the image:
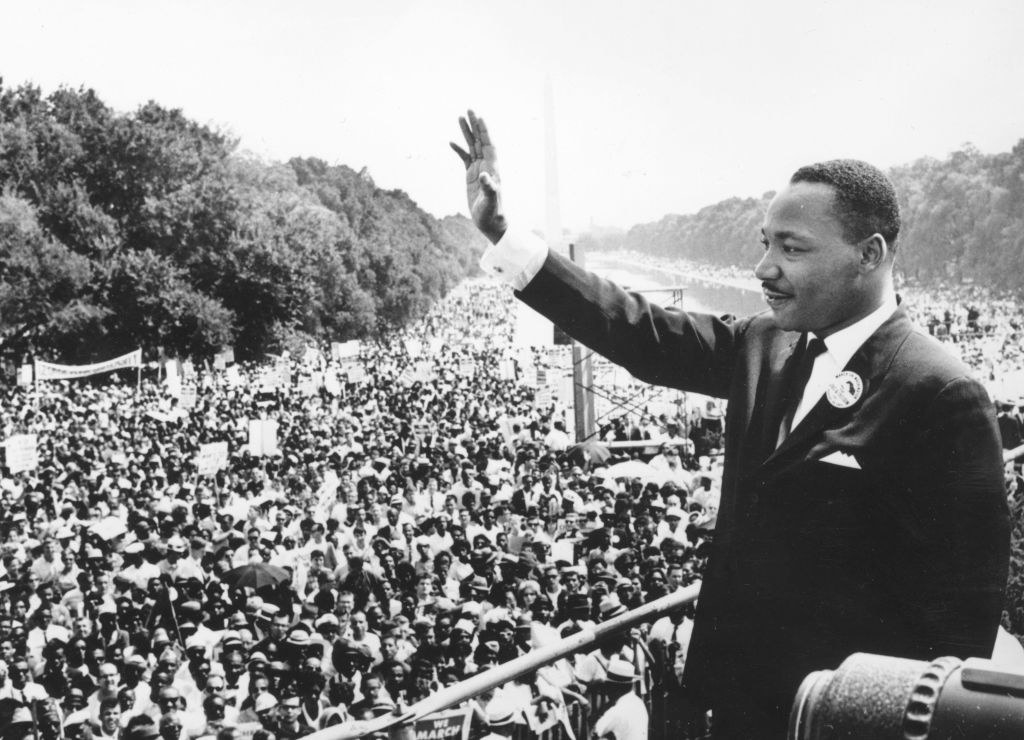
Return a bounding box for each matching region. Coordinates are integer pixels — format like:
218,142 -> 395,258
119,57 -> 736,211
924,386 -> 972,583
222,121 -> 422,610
593,657 -> 648,740
479,705 -> 516,740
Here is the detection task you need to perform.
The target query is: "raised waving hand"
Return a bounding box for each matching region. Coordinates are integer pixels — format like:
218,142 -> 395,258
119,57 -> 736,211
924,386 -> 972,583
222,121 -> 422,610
450,110 -> 507,244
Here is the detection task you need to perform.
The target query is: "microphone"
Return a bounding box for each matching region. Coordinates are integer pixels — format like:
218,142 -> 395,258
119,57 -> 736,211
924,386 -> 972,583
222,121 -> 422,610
790,652 -> 1024,739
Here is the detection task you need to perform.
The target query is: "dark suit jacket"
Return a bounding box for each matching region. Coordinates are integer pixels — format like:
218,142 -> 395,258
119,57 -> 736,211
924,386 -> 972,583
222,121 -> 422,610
517,251 -> 1010,735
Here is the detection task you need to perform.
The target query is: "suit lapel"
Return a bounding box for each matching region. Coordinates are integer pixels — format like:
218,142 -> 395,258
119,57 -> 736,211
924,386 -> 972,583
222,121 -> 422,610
763,306 -> 914,468
758,335 -> 803,459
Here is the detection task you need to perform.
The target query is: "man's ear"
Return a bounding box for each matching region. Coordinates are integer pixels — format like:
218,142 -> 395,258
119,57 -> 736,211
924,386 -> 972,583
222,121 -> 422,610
858,233 -> 888,273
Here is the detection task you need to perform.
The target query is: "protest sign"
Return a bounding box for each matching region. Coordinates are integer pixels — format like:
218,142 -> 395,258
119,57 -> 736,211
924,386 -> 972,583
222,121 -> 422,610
196,442 -> 228,476
331,340 -> 361,360
410,708 -> 471,740
413,360 -> 435,383
405,338 -> 423,358
248,420 -> 279,457
258,370 -> 279,394
180,383 -> 198,410
303,346 -> 321,365
17,365 -> 32,387
231,723 -> 263,739
324,372 -> 342,396
551,540 -> 575,565
4,434 -> 38,474
535,387 -> 554,409
498,358 -> 516,381
225,365 -> 242,387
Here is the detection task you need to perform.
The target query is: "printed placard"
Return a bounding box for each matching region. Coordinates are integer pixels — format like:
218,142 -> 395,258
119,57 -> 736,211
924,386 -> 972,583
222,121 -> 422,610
5,434 -> 38,474
196,442 -> 228,476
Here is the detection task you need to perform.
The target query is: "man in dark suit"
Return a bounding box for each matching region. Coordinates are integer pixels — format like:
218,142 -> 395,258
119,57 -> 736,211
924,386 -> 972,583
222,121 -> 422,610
452,111 -> 1010,738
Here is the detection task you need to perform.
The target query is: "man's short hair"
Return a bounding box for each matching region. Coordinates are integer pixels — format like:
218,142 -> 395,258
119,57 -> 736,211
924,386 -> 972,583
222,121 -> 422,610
790,159 -> 901,249
99,697 -> 119,712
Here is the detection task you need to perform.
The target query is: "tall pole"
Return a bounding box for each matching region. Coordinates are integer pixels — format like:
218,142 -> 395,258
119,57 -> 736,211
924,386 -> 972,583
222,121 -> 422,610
569,243 -> 595,442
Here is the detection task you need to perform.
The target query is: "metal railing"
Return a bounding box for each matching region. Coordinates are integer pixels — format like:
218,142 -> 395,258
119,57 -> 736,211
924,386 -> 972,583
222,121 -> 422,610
305,582 -> 702,740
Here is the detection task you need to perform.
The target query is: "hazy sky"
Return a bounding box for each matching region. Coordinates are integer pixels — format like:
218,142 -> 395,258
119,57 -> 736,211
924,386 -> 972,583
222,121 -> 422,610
2,0 -> 1022,234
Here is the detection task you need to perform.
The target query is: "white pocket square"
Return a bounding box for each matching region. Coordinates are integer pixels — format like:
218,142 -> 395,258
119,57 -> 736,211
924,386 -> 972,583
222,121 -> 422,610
819,451 -> 861,469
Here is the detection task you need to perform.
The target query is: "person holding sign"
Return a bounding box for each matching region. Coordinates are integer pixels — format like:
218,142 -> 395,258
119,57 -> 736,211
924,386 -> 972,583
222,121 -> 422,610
452,110 -> 1010,738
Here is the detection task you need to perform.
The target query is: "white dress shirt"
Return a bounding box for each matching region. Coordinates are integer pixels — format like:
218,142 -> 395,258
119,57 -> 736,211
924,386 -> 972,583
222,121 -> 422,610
791,295 -> 898,429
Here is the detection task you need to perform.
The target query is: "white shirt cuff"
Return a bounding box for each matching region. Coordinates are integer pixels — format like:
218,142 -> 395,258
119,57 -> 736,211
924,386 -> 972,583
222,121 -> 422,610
479,227 -> 549,290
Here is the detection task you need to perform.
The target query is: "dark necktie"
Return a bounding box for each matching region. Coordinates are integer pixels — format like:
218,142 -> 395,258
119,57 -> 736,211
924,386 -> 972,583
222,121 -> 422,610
778,335 -> 828,445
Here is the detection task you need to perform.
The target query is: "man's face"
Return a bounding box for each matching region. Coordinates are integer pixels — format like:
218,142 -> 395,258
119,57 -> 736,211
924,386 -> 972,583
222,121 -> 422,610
756,181 -> 870,336
363,678 -> 384,701
225,654 -> 244,680
338,594 -> 354,616
11,661 -> 30,689
100,703 -> 121,732
351,613 -> 367,637
270,616 -> 289,638
281,698 -> 301,722
99,664 -> 119,692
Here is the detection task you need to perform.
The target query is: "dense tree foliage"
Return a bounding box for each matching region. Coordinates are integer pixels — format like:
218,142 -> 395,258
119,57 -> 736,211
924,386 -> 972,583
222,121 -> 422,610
578,141 -> 1024,291
0,82 -> 486,362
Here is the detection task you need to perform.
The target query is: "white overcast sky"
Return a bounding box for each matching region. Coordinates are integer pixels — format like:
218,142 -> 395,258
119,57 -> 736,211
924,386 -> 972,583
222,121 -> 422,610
2,0 -> 1022,234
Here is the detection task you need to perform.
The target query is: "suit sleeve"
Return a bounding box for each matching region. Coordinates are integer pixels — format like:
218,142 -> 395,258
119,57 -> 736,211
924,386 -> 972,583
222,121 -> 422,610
516,250 -> 743,399
902,376 -> 1010,658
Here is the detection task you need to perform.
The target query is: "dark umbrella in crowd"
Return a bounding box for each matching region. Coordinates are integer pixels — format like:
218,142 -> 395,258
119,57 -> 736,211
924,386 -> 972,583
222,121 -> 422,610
221,563 -> 291,589
564,440 -> 611,469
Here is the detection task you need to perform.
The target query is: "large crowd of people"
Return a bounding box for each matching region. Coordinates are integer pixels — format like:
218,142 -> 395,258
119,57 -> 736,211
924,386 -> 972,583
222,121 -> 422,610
0,270 -> 1019,740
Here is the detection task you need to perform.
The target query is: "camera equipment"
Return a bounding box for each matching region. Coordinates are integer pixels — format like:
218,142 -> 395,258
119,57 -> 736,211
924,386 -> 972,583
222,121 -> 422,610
790,652 -> 1024,739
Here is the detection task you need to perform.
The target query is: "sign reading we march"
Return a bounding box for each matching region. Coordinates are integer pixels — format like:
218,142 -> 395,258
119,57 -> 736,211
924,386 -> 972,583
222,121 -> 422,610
411,709 -> 471,740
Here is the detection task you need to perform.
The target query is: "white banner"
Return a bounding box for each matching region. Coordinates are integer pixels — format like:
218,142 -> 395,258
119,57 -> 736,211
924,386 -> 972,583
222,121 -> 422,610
35,349 -> 142,381
17,365 -> 32,387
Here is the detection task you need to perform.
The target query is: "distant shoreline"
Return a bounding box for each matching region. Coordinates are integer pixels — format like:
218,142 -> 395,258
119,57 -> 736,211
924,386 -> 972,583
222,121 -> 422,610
588,250 -> 762,294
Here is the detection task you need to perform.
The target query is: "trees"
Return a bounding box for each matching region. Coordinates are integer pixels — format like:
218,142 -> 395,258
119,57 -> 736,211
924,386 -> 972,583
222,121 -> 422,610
0,82 -> 487,363
582,142 -> 1024,292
